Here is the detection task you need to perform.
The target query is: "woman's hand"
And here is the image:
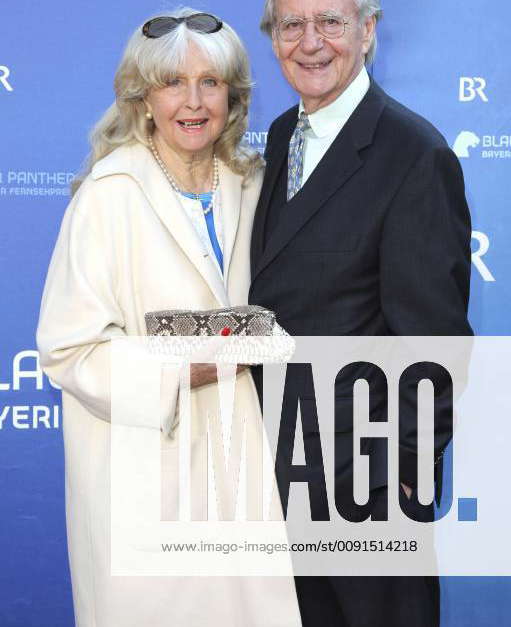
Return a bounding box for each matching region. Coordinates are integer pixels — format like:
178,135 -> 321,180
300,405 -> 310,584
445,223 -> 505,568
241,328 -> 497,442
190,364 -> 247,389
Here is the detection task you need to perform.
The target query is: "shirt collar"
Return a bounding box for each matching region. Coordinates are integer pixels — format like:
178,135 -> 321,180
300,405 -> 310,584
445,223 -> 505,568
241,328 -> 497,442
299,66 -> 370,139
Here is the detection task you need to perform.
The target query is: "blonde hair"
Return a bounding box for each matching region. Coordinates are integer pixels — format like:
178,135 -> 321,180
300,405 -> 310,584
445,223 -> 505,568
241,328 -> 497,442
73,7 -> 262,194
260,0 -> 382,64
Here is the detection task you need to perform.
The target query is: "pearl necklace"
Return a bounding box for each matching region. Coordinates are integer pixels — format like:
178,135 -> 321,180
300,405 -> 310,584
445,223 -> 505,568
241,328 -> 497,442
147,135 -> 219,215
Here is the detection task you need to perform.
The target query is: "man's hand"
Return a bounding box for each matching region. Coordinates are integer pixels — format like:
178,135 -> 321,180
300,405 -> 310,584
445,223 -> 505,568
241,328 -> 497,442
190,364 -> 247,389
401,483 -> 413,500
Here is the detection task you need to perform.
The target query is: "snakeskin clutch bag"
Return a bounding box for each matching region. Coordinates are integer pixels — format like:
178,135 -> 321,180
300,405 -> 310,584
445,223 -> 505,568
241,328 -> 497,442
144,306 -> 295,364
145,305 -> 277,337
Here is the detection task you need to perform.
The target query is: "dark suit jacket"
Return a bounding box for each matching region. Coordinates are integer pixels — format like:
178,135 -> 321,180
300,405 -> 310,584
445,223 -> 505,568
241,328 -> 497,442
249,81 -> 472,501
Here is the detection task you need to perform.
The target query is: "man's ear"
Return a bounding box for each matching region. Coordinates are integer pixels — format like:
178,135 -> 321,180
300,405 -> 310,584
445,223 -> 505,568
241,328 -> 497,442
271,30 -> 280,58
361,15 -> 376,56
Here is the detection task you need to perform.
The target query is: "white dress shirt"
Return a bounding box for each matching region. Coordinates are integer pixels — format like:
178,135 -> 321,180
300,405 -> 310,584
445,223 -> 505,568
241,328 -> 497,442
299,66 -> 370,187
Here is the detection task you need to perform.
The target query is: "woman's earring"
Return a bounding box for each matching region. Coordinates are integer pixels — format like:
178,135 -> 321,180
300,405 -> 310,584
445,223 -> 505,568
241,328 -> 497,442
145,111 -> 153,120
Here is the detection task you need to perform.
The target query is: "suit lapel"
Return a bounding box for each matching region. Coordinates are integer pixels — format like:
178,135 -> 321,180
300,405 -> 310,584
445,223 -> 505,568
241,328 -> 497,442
250,110 -> 297,276
93,143 -> 230,306
253,134 -> 362,280
252,82 -> 387,282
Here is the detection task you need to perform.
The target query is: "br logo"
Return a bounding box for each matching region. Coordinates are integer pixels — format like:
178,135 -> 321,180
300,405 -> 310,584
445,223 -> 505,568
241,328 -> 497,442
459,77 -> 488,102
453,131 -> 480,158
0,66 -> 13,92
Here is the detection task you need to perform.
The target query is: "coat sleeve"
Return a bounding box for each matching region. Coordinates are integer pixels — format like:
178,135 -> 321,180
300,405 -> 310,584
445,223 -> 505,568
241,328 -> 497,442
36,179 -> 180,432
379,146 -> 473,488
380,146 -> 472,336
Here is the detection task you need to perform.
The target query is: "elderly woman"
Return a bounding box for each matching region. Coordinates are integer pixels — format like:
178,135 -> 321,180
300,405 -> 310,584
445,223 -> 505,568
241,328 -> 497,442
36,8 -> 301,627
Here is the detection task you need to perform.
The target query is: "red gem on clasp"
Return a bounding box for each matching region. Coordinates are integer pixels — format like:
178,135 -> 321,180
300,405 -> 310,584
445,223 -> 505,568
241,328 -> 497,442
221,327 -> 232,336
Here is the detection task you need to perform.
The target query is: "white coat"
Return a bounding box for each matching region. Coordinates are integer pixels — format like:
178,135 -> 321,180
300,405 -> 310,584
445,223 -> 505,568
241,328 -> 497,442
36,142 -> 302,627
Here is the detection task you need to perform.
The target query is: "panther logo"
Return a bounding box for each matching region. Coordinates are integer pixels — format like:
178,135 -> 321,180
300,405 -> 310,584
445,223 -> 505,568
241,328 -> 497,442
453,131 -> 480,158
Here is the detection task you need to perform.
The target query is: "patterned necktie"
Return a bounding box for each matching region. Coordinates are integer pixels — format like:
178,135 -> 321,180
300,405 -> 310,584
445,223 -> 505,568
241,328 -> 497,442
287,112 -> 311,201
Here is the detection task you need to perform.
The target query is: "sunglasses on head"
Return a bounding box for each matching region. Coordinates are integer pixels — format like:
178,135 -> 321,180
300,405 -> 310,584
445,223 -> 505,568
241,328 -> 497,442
142,13 -> 223,38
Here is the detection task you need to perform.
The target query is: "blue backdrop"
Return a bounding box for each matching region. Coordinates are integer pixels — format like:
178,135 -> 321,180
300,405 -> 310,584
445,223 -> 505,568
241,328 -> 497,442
1,1 -> 509,625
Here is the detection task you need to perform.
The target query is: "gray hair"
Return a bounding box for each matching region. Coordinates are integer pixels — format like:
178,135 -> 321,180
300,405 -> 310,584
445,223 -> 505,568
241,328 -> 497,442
260,0 -> 382,64
73,7 -> 262,194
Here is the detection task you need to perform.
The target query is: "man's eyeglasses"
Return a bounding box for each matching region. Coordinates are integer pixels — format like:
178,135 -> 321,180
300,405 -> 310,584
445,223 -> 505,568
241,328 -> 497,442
276,15 -> 349,42
142,13 -> 223,39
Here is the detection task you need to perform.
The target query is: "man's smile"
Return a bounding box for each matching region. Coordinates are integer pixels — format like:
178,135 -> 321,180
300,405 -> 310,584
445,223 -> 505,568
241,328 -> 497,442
296,59 -> 333,71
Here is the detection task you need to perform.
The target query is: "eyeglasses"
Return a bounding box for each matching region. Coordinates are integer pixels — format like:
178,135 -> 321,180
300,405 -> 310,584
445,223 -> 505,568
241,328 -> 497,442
276,15 -> 349,42
142,13 -> 223,39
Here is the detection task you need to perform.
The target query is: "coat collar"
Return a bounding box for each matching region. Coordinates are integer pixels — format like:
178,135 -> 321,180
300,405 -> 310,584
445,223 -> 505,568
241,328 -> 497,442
251,80 -> 388,282
92,142 -> 244,307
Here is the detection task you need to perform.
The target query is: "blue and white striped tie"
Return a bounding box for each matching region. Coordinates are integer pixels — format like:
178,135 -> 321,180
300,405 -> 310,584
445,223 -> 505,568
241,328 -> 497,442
287,112 -> 311,201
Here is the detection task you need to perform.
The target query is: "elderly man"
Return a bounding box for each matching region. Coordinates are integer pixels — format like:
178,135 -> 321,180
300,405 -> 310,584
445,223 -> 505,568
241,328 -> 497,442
249,0 -> 472,625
